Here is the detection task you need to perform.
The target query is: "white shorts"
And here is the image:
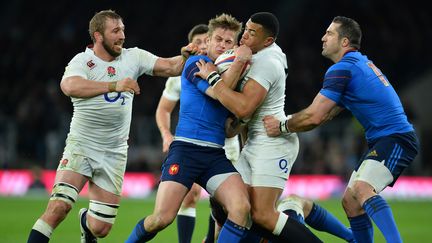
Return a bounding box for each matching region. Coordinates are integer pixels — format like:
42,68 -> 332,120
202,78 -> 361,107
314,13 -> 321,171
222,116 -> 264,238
224,136 -> 240,164
58,141 -> 127,195
235,133 -> 299,189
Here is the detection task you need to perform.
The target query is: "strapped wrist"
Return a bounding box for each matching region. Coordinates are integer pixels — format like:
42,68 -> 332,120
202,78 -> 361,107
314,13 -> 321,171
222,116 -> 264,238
279,115 -> 292,134
108,81 -> 117,92
206,71 -> 222,86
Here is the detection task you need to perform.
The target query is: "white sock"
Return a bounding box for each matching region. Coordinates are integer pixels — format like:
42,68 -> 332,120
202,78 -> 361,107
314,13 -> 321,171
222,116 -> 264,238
33,219 -> 53,238
177,207 -> 196,217
272,212 -> 288,235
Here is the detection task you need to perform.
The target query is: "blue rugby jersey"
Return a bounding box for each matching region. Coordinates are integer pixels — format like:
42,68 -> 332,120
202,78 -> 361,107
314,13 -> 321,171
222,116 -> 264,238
319,51 -> 413,142
175,55 -> 229,146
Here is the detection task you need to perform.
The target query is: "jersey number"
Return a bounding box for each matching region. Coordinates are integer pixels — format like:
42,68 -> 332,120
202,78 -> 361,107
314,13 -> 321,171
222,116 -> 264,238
367,62 -> 389,86
104,92 -> 126,105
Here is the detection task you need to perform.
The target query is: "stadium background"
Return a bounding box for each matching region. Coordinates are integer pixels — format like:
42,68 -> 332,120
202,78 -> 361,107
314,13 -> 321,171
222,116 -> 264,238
1,0 -> 431,242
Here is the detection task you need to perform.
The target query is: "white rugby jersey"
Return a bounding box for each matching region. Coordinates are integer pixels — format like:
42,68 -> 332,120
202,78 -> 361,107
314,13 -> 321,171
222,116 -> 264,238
241,43 -> 289,140
62,47 -> 158,151
162,76 -> 181,101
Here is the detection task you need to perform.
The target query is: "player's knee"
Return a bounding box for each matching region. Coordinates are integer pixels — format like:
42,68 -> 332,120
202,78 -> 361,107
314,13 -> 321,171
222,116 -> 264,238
44,200 -> 72,223
182,193 -> 199,208
226,198 -> 250,220
250,207 -> 272,227
351,181 -> 376,204
342,190 -> 362,216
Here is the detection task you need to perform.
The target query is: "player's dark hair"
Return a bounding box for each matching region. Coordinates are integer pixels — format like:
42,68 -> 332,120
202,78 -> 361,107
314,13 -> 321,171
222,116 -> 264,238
89,10 -> 123,43
250,12 -> 279,39
332,16 -> 362,50
188,24 -> 208,42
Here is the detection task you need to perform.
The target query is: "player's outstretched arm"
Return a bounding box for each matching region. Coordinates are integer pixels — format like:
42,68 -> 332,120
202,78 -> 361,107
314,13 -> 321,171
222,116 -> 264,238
153,43 -> 200,77
60,76 -> 140,98
263,93 -> 338,137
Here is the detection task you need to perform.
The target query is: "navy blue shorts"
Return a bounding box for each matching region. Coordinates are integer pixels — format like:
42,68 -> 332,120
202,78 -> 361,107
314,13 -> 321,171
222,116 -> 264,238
357,131 -> 419,187
160,140 -> 237,190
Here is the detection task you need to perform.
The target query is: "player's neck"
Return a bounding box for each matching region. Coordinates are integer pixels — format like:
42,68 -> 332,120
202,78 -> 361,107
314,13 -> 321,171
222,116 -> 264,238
93,44 -> 116,62
334,48 -> 357,63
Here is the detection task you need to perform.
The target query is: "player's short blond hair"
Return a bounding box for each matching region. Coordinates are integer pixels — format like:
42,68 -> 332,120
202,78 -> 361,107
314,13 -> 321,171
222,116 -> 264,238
208,13 -> 242,43
89,10 -> 123,43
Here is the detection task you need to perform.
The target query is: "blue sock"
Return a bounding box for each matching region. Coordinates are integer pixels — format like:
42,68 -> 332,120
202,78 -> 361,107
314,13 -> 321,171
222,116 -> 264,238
363,195 -> 402,243
239,227 -> 263,243
204,215 -> 215,243
176,215 -> 195,243
349,213 -> 373,243
125,218 -> 156,243
305,203 -> 354,242
283,209 -> 305,225
218,219 -> 248,243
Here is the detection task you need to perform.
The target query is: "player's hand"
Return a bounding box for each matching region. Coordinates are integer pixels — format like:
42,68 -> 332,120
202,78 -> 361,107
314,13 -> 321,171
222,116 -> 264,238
162,133 -> 174,153
263,115 -> 282,137
234,45 -> 252,63
116,77 -> 140,94
194,59 -> 217,80
181,43 -> 199,60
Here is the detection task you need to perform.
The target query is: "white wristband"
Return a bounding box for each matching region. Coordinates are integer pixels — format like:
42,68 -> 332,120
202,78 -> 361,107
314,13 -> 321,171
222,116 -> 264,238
279,115 -> 292,134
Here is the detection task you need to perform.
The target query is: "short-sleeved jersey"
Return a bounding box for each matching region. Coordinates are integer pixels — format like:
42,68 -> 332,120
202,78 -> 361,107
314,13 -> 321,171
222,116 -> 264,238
319,51 -> 413,142
175,55 -> 229,146
162,76 -> 181,101
62,47 -> 158,152
162,74 -> 240,159
240,43 -> 289,143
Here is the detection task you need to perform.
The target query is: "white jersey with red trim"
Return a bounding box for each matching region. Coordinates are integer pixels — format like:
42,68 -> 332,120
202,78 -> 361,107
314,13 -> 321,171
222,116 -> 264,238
62,47 -> 158,152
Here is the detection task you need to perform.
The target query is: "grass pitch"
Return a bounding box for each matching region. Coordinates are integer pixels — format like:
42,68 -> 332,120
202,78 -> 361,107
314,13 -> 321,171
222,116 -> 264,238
1,196 -> 431,242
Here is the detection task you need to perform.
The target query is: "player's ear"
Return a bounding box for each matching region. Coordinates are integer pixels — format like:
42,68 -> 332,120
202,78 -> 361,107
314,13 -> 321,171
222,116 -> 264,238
94,32 -> 103,42
263,36 -> 274,47
341,37 -> 350,48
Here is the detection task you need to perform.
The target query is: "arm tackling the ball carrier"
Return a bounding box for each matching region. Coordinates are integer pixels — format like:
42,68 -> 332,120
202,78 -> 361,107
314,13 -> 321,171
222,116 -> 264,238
288,93 -> 338,132
213,78 -> 267,120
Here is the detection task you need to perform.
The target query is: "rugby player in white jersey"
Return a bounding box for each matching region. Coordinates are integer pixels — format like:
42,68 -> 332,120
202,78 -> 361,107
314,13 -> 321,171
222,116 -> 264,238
27,9 -> 197,243
195,12 -> 321,242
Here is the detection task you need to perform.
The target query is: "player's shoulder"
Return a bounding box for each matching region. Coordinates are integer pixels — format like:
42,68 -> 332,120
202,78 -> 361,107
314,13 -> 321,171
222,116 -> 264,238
166,76 -> 181,85
253,44 -> 287,67
67,48 -> 93,65
119,47 -> 143,57
186,54 -> 210,66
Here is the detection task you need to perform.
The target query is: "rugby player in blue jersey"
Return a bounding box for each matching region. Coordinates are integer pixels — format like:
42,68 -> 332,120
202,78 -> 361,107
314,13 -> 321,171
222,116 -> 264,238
126,13 -> 253,243
263,16 -> 419,243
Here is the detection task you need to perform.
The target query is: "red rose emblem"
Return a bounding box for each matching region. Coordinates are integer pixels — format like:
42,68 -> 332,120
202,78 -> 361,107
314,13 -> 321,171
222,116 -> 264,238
107,66 -> 116,77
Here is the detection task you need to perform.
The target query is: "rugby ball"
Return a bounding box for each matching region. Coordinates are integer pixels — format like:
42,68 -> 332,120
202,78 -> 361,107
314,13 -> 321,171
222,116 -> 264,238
214,49 -> 251,80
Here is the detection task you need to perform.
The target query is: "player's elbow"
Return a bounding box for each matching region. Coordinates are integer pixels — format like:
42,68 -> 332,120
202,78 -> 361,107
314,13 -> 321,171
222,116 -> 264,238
233,108 -> 252,120
60,79 -> 73,97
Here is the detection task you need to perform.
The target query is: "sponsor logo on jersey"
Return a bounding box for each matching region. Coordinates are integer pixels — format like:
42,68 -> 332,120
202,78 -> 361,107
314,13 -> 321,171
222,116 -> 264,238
169,164 -> 179,175
107,66 -> 116,77
87,60 -> 96,69
60,158 -> 69,168
367,150 -> 378,157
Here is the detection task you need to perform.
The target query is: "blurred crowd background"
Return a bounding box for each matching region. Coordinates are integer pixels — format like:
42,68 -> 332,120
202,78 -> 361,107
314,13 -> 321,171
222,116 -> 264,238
1,0 -> 431,179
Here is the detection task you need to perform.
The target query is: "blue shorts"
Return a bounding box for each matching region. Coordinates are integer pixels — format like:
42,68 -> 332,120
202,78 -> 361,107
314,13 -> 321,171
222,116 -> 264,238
357,131 -> 419,187
160,140 -> 238,190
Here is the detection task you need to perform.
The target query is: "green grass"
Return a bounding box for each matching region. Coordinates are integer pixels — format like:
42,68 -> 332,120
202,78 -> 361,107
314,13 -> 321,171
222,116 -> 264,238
1,196 -> 431,242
